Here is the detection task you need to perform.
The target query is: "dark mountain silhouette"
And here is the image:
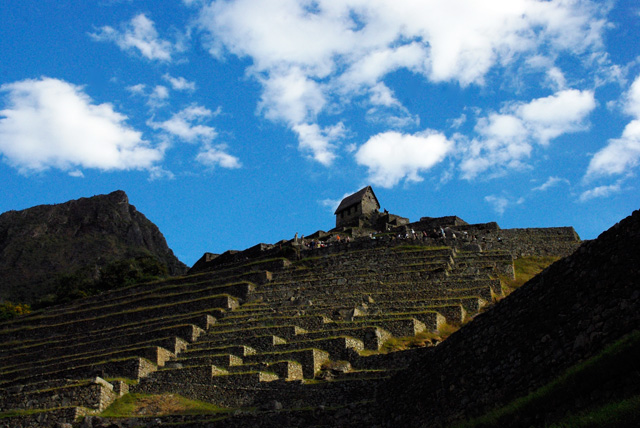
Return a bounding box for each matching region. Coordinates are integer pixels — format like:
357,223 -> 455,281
0,190 -> 187,304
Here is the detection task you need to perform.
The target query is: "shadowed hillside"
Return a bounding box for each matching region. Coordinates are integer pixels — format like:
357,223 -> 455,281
0,190 -> 187,305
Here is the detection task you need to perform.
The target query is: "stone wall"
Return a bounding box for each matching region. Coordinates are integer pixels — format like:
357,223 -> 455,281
0,407 -> 86,428
0,378 -> 116,413
476,227 -> 582,258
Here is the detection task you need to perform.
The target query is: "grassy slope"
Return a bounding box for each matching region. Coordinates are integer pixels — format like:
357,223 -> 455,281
451,330 -> 640,428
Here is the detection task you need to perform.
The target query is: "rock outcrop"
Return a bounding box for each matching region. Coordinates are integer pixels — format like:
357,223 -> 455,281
0,190 -> 187,303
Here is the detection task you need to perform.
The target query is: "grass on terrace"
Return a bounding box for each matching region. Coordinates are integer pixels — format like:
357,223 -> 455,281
500,255 -> 561,295
100,393 -> 231,417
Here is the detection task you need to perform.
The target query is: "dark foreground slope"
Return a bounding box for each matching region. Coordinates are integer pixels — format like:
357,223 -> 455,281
378,209 -> 640,427
0,190 -> 187,304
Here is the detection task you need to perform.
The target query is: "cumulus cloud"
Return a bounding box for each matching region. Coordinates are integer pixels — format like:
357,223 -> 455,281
355,130 -> 453,188
91,13 -> 178,61
196,144 -> 241,169
257,67 -> 326,125
148,105 -> 241,169
518,89 -> 597,144
148,105 -> 218,143
579,181 -> 622,202
586,75 -> 640,178
0,77 -> 163,173
163,74 -> 196,91
127,84 -> 171,108
485,194 -> 524,215
460,89 -> 596,179
193,0 -> 607,168
292,122 -> 345,166
532,176 -> 570,191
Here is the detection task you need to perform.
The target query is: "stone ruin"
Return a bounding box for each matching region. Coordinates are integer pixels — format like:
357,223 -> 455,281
0,187 -> 585,427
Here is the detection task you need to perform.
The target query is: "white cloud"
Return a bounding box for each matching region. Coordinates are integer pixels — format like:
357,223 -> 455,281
196,144 -> 241,169
258,67 -> 326,125
148,105 -> 217,143
193,0 -> 608,167
320,190 -> 360,212
484,194 -> 524,215
126,83 -> 147,95
450,114 -> 467,129
127,84 -> 171,108
365,82 -> 419,129
585,124 -> 640,177
460,89 -> 595,179
149,85 -> 170,108
0,77 -> 163,173
163,74 -> 196,91
517,89 -> 596,144
586,75 -> 640,178
292,122 -> 345,166
533,176 -> 570,191
484,195 -> 509,215
91,13 -> 177,61
355,130 -> 453,188
148,166 -> 176,180
579,181 -> 622,202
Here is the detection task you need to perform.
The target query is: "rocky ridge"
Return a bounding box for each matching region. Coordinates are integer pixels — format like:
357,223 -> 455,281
0,190 -> 187,304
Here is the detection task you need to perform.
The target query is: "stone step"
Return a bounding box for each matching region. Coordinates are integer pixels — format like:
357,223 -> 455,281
226,360 -> 304,381
0,345 -> 173,383
0,314 -> 212,364
298,326 -> 391,350
2,324 -> 203,368
1,294 -> 237,342
0,406 -> 88,428
0,356 -> 157,388
172,353 -> 243,368
179,345 -> 257,359
197,325 -> 307,344
191,334 -> 287,353
39,277 -> 252,323
276,336 -> 365,361
8,283 -> 246,335
0,377 -> 127,413
268,262 -> 453,287
215,314 -> 331,331
244,348 -> 330,379
151,366 -> 279,386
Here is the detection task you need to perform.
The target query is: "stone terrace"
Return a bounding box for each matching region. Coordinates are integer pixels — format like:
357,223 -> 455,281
0,224 -> 581,427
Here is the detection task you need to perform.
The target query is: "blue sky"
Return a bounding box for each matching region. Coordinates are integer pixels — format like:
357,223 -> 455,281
1,0 -> 639,267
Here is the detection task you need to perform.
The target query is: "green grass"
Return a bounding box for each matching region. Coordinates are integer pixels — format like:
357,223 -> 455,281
378,331 -> 440,353
100,393 -> 230,417
549,395 -> 640,428
501,255 -> 560,294
450,330 -> 640,428
0,407 -> 75,419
